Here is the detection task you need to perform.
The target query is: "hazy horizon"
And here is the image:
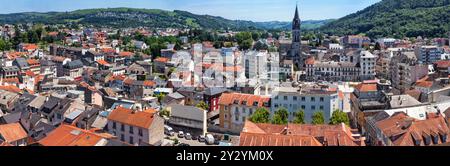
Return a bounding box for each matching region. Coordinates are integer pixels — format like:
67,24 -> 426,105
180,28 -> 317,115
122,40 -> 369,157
0,0 -> 381,22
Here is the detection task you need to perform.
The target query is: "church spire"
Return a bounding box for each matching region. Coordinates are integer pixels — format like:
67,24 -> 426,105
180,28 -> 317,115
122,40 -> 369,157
292,3 -> 301,30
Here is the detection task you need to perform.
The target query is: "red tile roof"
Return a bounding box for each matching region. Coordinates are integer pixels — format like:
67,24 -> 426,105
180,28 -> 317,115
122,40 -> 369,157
27,59 -> 40,66
109,75 -> 126,81
219,93 -> 270,107
22,44 -> 38,51
355,83 -> 377,92
143,80 -> 156,87
0,123 -> 28,143
119,51 -> 134,57
6,52 -> 26,60
240,121 -> 363,146
154,57 -> 169,63
414,75 -> 434,88
108,107 -> 156,129
101,48 -> 116,53
96,59 -> 110,66
376,113 -> 450,146
0,85 -> 21,93
306,57 -> 315,65
39,125 -> 112,146
123,78 -> 134,85
240,132 -> 322,146
435,60 -> 450,68
25,70 -> 35,77
2,77 -> 20,84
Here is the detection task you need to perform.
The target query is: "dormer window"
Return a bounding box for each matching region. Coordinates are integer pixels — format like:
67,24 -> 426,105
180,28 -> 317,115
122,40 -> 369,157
233,100 -> 239,104
432,134 -> 439,144
423,135 -> 431,146
253,102 -> 259,106
440,133 -> 448,143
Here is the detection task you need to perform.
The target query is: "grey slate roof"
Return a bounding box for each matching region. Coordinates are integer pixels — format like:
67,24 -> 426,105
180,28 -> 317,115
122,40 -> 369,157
14,57 -> 29,69
169,104 -> 206,122
0,112 -> 22,124
30,121 -> 56,141
13,93 -> 37,112
204,88 -> 228,96
64,60 -> 83,69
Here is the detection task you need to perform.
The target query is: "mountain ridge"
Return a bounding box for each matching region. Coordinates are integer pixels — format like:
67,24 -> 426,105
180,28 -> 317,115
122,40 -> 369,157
0,7 -> 330,31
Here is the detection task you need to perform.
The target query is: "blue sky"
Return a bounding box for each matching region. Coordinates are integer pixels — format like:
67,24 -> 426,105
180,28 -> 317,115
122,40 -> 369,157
0,0 -> 381,21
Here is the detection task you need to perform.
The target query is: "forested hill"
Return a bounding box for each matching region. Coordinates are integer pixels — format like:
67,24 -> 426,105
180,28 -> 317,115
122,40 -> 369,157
320,0 -> 450,38
0,8 -> 328,31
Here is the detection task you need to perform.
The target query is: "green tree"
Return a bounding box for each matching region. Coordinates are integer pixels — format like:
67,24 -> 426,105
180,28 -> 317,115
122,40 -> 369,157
329,110 -> 350,125
293,109 -> 305,124
28,30 -> 39,43
240,39 -> 253,50
0,39 -> 12,51
196,101 -> 209,110
253,41 -> 268,51
271,108 -> 289,125
160,109 -> 170,117
251,32 -> 261,41
235,32 -> 253,50
154,93 -> 166,104
311,111 -> 325,125
250,108 -> 270,123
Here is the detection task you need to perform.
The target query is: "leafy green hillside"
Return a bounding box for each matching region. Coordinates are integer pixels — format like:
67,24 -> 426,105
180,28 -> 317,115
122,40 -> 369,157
320,0 -> 450,38
0,8 -> 327,31
255,19 -> 334,30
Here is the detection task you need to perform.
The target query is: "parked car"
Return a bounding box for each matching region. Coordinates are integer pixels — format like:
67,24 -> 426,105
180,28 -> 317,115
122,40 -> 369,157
164,125 -> 174,136
178,143 -> 190,146
185,133 -> 192,140
206,134 -> 215,145
192,135 -> 199,140
178,131 -> 185,138
198,136 -> 206,142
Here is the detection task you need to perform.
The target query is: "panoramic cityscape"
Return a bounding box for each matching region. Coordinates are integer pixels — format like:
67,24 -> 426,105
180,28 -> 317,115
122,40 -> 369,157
0,0 -> 449,148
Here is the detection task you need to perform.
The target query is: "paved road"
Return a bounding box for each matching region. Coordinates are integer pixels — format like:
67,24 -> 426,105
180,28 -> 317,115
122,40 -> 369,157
168,135 -> 217,146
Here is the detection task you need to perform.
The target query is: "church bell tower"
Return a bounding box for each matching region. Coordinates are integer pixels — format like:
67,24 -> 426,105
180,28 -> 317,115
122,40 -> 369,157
290,4 -> 303,71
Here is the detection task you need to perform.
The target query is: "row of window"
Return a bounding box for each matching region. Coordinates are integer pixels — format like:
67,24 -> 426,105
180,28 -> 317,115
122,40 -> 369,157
233,107 -> 254,116
273,104 -> 324,111
111,121 -> 143,137
275,96 -> 325,102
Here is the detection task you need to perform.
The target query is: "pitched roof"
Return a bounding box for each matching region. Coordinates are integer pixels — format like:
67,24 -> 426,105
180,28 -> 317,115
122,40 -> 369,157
27,59 -> 40,66
240,132 -> 322,146
22,44 -> 38,51
218,93 -> 270,107
0,123 -> 28,143
305,57 -> 315,65
39,125 -> 111,146
415,75 -> 434,88
101,48 -> 116,53
376,113 -> 450,146
107,107 -> 156,129
0,85 -> 21,94
119,52 -> 133,57
96,59 -> 110,66
435,60 -> 450,68
169,104 -> 206,122
355,83 -> 377,92
240,121 -> 363,146
154,57 -> 169,63
143,80 -> 156,87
